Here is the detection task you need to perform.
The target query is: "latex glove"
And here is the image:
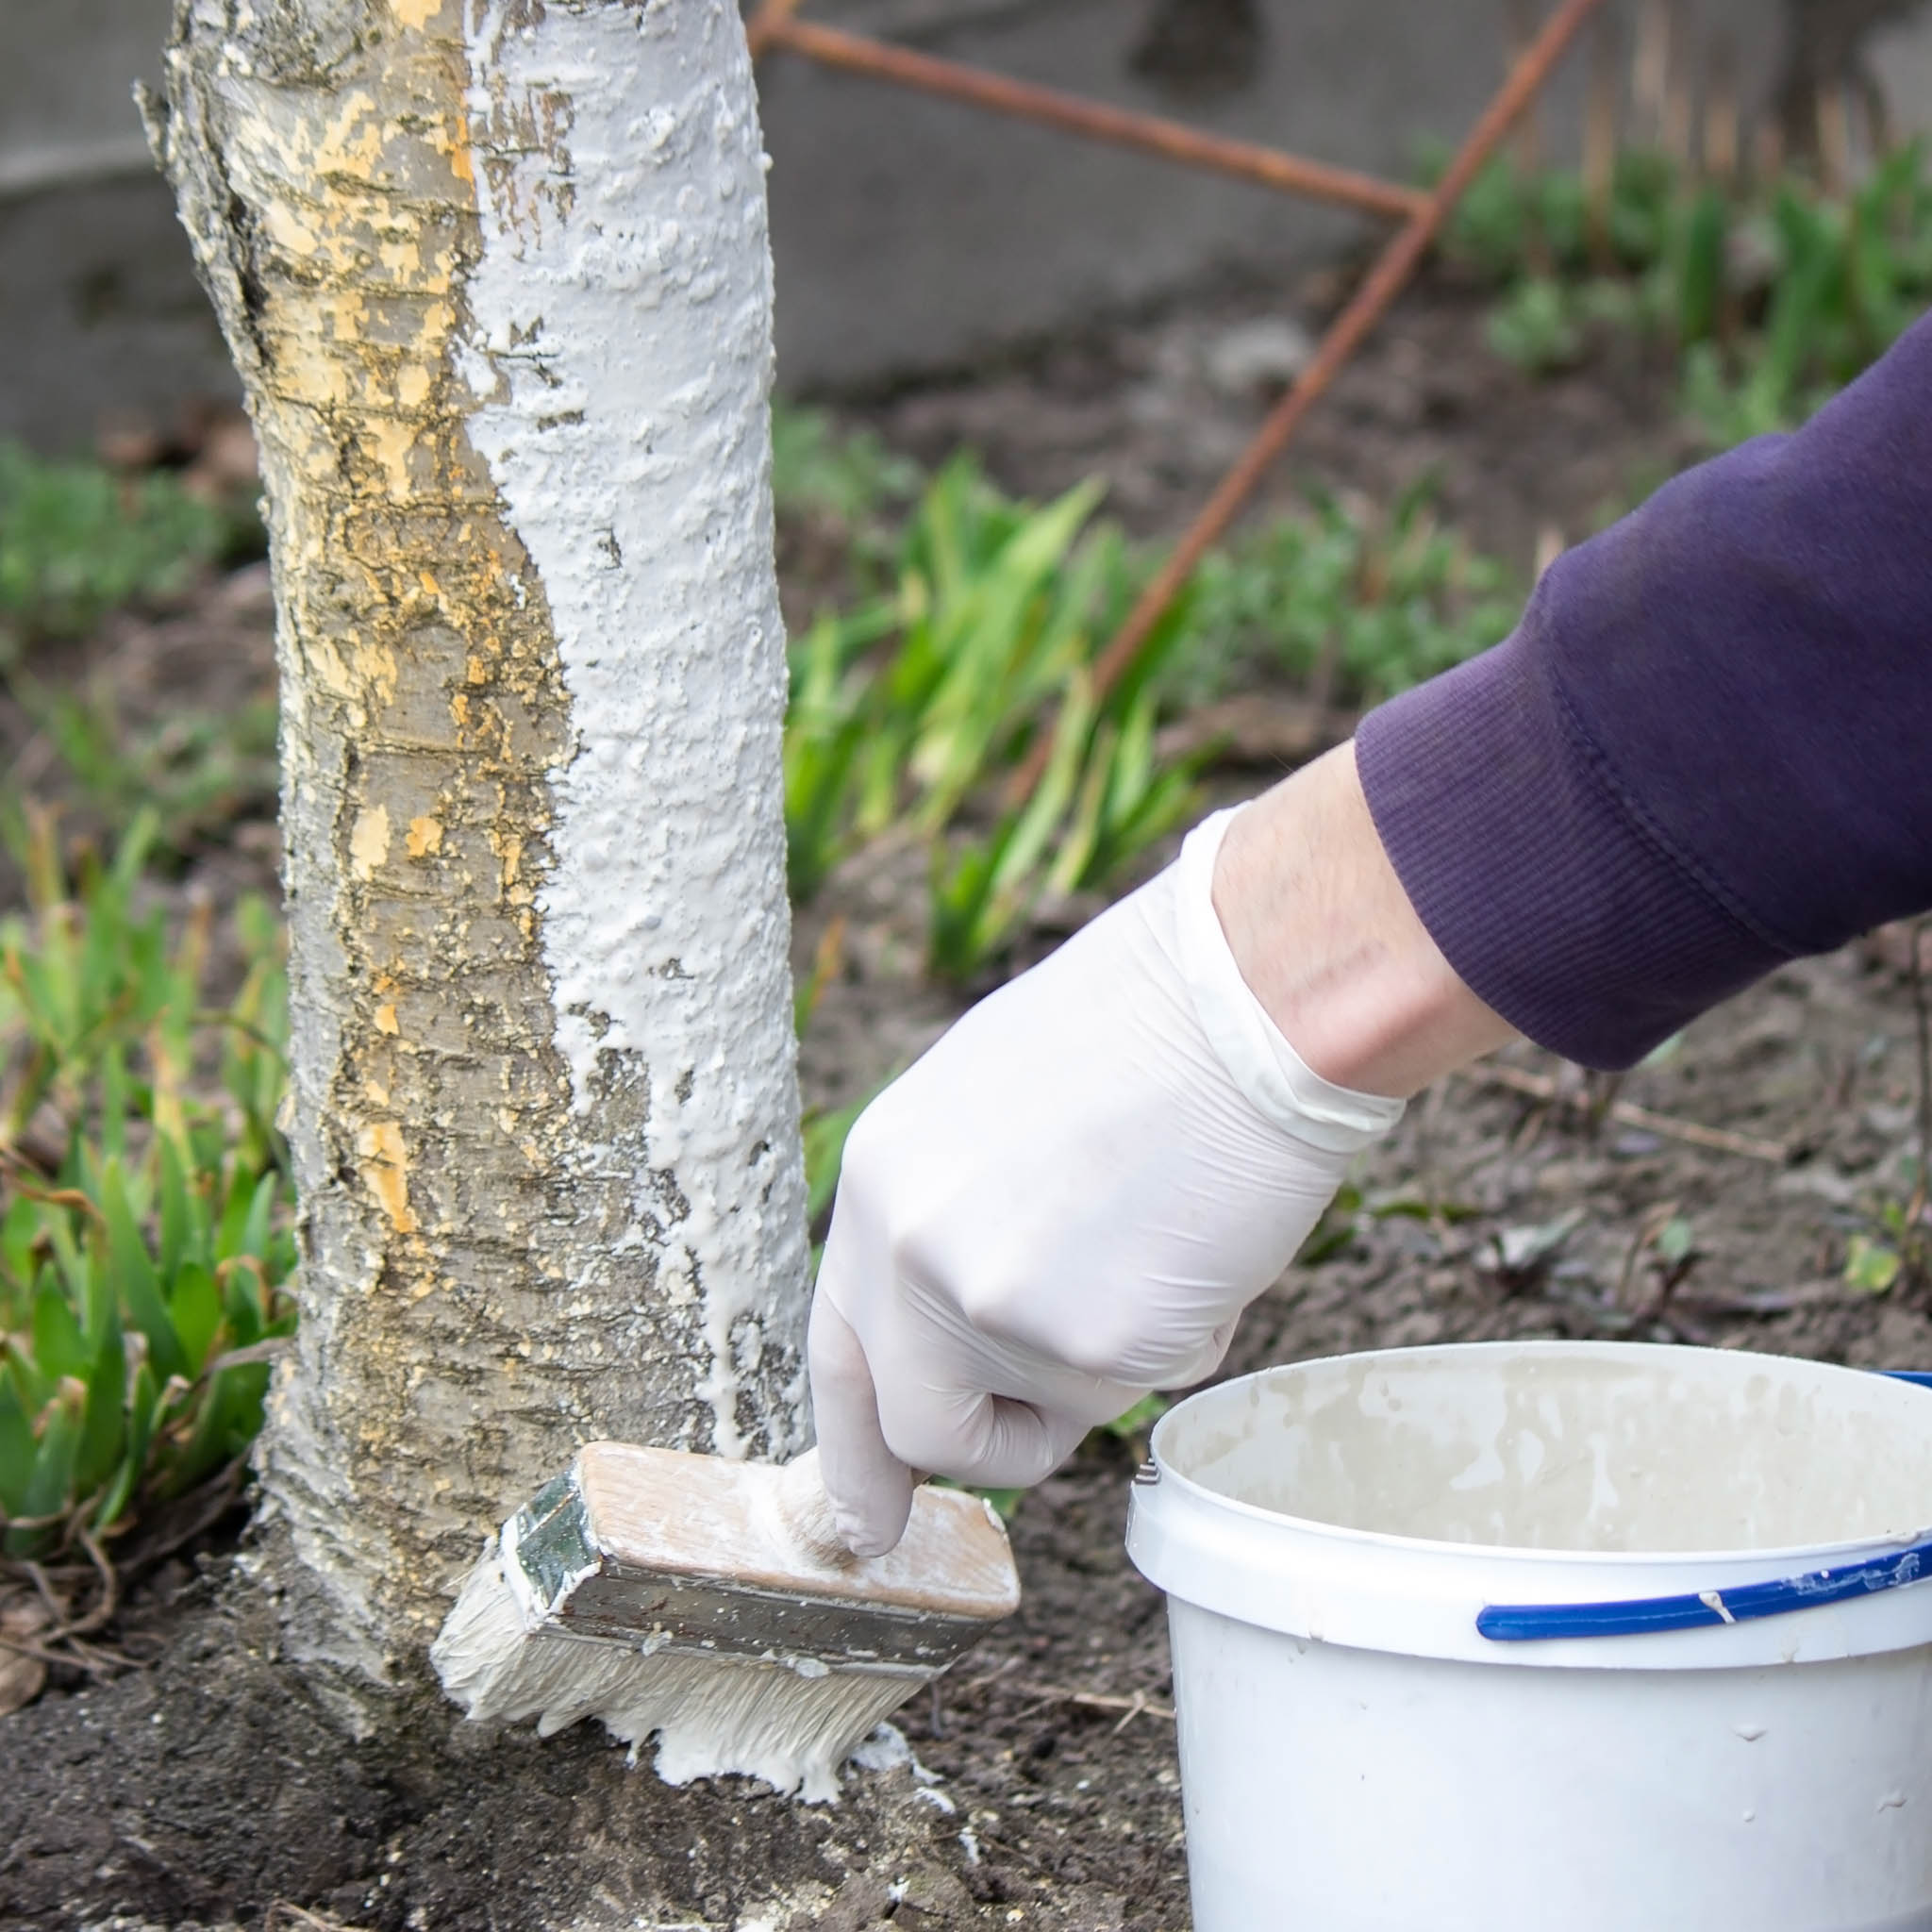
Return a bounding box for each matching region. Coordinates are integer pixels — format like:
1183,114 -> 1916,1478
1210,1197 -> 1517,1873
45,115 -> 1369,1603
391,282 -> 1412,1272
809,807 -> 1403,1557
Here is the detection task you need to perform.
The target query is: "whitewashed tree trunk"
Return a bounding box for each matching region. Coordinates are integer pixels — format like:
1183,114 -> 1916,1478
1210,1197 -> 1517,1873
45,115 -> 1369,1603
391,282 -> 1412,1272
146,0 -> 810,1687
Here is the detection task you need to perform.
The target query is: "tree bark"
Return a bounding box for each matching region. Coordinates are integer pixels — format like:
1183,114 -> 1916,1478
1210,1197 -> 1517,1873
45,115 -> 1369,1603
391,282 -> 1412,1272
146,0 -> 809,1689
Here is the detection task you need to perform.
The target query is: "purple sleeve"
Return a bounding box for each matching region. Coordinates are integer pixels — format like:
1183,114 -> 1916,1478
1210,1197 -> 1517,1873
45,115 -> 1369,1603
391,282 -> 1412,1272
1356,308 -> 1932,1071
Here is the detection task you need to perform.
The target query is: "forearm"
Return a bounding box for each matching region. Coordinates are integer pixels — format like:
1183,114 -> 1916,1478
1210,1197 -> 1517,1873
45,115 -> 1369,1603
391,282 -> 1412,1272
1356,308 -> 1932,1070
1213,742 -> 1515,1098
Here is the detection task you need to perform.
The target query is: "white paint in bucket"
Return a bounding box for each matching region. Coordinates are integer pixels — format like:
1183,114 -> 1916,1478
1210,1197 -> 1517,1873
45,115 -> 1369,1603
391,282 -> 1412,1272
1127,1341 -> 1932,1930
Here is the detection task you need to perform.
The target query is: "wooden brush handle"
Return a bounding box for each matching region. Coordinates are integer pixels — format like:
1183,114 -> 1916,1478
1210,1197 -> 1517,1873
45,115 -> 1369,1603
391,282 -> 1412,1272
772,1448 -> 860,1568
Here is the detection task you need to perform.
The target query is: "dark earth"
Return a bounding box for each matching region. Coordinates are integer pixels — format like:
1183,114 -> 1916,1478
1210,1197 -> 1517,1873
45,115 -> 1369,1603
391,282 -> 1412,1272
5,263 -> 1931,1931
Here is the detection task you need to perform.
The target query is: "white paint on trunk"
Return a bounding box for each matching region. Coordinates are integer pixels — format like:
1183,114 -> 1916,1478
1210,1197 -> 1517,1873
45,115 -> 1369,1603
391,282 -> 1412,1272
460,0 -> 809,1460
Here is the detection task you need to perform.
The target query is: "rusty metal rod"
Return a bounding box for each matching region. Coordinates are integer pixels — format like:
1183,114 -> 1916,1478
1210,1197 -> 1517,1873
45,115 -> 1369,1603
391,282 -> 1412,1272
1007,0 -> 1607,805
746,0 -> 805,60
756,14 -> 1429,223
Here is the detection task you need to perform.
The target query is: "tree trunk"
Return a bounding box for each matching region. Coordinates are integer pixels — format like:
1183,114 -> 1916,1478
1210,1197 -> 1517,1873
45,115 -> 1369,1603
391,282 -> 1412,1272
145,0 -> 810,1690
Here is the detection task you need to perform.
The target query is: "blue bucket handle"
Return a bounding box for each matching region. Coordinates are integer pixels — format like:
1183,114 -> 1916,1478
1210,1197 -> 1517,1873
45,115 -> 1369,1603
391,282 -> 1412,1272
1476,1371 -> 1932,1643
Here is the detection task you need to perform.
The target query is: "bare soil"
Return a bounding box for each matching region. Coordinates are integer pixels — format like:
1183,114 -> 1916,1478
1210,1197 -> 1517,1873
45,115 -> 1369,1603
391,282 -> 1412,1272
6,273 -> 1928,1932
839,264 -> 1700,570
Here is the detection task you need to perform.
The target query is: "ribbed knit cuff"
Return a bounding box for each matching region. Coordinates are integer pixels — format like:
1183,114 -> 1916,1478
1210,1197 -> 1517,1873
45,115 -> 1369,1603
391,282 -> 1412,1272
1355,627 -> 1790,1072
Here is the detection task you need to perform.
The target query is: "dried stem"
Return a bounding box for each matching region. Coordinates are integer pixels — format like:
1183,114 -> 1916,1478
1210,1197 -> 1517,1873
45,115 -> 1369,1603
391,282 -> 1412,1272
1632,0 -> 1670,145
1818,83 -> 1853,192
1704,35 -> 1740,184
1661,0 -> 1694,164
1584,14 -> 1621,266
1457,1062 -> 1788,1163
0,1459 -> 246,1693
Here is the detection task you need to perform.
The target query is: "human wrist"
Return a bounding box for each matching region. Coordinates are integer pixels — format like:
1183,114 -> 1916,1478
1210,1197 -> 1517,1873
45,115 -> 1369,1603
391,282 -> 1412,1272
1173,811 -> 1405,1149
1210,742 -> 1515,1099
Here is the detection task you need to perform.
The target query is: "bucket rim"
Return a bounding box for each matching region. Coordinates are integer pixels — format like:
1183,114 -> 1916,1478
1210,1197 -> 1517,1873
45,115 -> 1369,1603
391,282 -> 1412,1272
1148,1337 -> 1932,1573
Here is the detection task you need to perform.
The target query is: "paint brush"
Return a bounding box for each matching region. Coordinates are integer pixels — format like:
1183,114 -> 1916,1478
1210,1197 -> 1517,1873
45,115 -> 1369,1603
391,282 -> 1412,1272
431,1442 -> 1019,1801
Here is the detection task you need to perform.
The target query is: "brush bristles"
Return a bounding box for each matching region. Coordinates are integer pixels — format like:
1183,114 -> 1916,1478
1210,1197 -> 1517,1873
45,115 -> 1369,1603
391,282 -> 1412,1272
432,1539 -> 932,1803
432,1447 -> 1017,1801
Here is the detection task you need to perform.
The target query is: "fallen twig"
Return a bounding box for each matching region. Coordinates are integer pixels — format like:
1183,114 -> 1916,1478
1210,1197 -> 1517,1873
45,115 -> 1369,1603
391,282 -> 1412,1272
1456,1063 -> 1788,1165
0,1462 -> 246,1701
111,1457 -> 248,1573
265,1905 -> 368,1932
1615,1199 -> 1682,1312
1010,1680 -> 1175,1724
959,1653 -> 1021,1694
954,1655 -> 1176,1723
204,1335 -> 293,1374
0,1628 -> 142,1677
61,1527 -> 119,1640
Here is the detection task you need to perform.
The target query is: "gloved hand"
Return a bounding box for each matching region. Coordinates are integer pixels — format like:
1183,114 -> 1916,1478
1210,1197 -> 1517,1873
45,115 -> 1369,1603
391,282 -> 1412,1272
809,807 -> 1404,1557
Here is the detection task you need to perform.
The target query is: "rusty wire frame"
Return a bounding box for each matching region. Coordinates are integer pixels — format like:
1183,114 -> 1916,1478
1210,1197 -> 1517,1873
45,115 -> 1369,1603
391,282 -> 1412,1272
746,0 -> 1610,786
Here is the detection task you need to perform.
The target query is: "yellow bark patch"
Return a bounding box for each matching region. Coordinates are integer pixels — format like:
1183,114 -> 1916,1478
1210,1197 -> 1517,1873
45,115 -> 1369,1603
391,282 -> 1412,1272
357,1120 -> 418,1234
350,635 -> 400,709
375,1004 -> 401,1036
350,803 -> 392,880
364,418 -> 426,499
308,92 -> 391,184
406,816 -> 444,858
268,326 -> 353,410
260,202 -> 323,260
391,0 -> 442,27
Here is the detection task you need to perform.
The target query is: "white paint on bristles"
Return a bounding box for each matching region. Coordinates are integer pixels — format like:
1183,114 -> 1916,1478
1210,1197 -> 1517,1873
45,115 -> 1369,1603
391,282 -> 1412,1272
435,1540 -> 932,1803
461,0 -> 809,1461
430,1446 -> 1019,1803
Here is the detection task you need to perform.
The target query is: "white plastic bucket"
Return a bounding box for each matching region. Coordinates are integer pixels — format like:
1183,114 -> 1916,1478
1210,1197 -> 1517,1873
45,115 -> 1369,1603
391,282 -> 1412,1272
1126,1341 -> 1932,1931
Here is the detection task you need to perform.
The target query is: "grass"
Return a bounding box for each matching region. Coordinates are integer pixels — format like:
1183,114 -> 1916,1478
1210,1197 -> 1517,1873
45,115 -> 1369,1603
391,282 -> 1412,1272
0,442 -> 277,863
0,810 -> 293,1559
13,680 -> 281,866
0,444 -> 232,665
1171,478 -> 1520,711
1841,920 -> 1932,1299
782,449 -> 1524,980
0,404 -> 1524,1556
1437,142 -> 1932,441
783,453 -> 1203,979
0,447 -> 292,1567
772,400 -> 921,537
